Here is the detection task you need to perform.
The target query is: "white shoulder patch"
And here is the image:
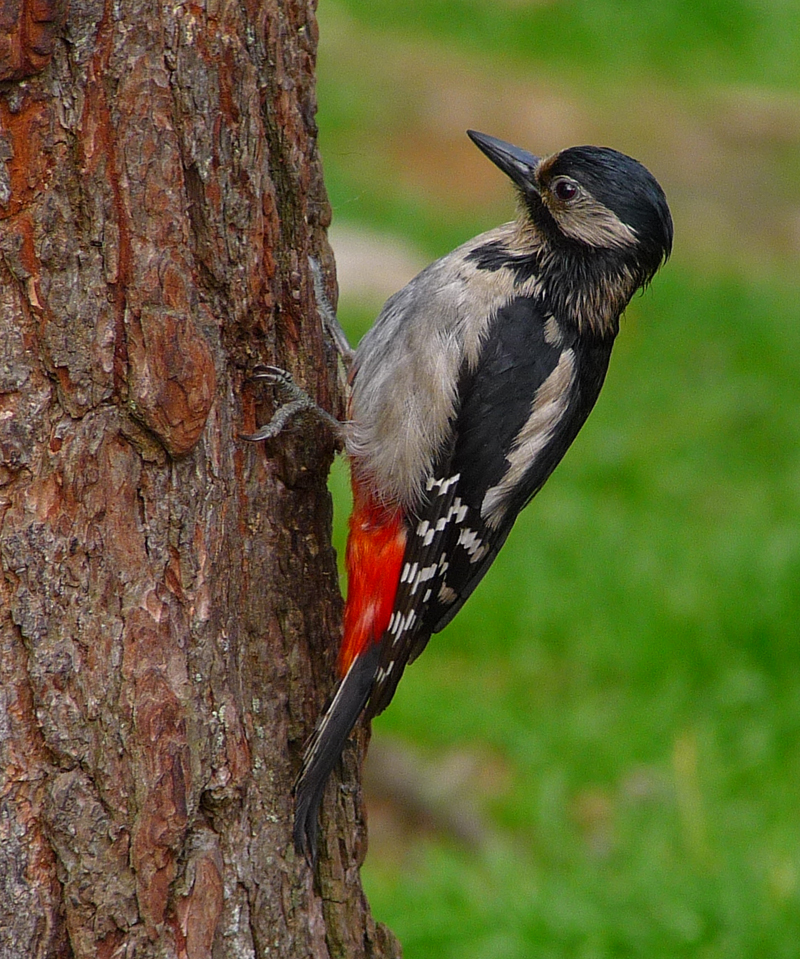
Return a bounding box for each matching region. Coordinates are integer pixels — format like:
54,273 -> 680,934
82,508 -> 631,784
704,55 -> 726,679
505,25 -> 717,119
481,348 -> 577,529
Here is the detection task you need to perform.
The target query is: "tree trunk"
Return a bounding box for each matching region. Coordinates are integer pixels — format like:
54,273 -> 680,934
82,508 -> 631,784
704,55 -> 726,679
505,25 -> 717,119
0,1 -> 400,956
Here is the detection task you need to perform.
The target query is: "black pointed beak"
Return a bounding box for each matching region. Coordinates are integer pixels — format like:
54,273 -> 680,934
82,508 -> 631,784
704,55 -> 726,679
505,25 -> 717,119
467,130 -> 541,197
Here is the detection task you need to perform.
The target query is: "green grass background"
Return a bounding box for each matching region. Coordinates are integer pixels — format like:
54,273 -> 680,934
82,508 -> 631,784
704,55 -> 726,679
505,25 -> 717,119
314,2 -> 800,955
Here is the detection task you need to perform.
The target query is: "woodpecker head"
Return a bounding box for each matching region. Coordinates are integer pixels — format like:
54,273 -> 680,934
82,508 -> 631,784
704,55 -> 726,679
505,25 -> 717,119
467,130 -> 673,292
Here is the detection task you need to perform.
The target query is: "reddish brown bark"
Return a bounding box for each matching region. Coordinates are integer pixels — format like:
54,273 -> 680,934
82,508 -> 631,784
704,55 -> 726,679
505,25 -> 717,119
0,1 -> 400,956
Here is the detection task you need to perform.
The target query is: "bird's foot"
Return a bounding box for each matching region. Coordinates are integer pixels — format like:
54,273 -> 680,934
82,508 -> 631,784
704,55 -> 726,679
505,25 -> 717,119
242,365 -> 345,447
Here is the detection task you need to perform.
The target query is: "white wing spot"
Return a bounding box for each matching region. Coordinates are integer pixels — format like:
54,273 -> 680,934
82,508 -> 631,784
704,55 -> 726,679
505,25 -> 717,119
426,473 -> 461,496
438,584 -> 458,604
377,661 -> 395,683
457,527 -> 489,564
410,564 -> 438,595
390,610 -> 417,644
457,527 -> 481,554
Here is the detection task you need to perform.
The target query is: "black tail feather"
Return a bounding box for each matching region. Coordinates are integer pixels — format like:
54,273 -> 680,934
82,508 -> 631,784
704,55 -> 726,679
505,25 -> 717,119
293,642 -> 381,865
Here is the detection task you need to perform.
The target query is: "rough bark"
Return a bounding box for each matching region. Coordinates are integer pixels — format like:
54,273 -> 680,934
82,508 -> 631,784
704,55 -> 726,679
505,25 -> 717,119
0,1 -> 400,956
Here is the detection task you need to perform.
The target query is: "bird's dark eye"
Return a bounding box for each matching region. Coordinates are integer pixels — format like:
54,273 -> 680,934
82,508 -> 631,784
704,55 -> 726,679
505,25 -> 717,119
553,178 -> 579,202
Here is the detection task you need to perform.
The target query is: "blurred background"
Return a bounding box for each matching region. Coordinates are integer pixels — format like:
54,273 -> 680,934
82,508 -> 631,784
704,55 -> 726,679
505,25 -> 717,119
315,1 -> 800,955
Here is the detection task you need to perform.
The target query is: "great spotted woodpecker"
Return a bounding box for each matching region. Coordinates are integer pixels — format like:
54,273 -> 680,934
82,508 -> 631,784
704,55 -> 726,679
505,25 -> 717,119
251,131 -> 673,864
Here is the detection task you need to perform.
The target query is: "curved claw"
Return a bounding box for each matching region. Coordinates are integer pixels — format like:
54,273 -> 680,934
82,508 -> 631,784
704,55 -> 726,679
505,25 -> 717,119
244,364 -> 345,448
247,365 -> 295,388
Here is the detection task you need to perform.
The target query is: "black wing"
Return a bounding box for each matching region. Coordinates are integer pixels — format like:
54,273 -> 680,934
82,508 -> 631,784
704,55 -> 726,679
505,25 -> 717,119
367,295 -> 615,716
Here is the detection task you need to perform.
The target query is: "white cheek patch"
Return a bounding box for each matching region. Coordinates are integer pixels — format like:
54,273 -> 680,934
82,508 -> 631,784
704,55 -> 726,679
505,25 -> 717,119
559,197 -> 638,249
546,187 -> 638,250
